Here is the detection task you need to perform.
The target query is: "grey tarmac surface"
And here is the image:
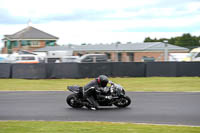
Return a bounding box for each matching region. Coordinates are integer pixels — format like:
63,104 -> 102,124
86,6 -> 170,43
0,91 -> 200,126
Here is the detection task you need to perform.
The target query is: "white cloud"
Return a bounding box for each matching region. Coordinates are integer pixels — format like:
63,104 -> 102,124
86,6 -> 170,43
0,0 -> 160,18
28,21 -> 200,44
1,21 -> 200,48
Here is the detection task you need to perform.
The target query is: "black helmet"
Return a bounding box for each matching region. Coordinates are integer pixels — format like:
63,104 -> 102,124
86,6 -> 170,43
97,75 -> 108,87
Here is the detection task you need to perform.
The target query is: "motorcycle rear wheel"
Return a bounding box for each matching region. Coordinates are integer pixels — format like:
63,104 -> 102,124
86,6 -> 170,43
114,96 -> 131,108
66,94 -> 83,108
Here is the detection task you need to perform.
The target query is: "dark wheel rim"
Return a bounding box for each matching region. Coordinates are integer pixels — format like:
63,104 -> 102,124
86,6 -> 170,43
68,97 -> 83,108
118,98 -> 128,106
69,98 -> 76,106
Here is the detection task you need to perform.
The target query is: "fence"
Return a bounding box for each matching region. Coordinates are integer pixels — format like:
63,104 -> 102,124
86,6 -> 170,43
0,62 -> 200,79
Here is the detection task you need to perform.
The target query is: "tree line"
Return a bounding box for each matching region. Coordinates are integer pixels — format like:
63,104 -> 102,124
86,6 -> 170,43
144,33 -> 200,49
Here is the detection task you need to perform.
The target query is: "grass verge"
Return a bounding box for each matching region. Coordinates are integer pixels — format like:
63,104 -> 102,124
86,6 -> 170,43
0,121 -> 200,133
0,77 -> 200,92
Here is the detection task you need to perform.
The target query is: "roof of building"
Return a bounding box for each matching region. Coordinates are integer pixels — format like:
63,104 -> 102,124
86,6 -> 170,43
3,26 -> 59,40
34,42 -> 189,52
34,46 -> 73,52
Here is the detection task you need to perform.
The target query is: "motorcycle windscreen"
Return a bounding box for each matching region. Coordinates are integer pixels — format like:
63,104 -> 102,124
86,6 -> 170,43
67,86 -> 80,93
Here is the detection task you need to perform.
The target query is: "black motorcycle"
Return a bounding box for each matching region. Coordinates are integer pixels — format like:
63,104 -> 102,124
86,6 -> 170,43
66,82 -> 131,109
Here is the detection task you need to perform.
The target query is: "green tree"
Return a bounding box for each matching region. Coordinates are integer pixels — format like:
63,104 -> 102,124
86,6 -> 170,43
144,37 -> 153,42
168,37 -> 176,45
143,33 -> 200,48
174,33 -> 198,47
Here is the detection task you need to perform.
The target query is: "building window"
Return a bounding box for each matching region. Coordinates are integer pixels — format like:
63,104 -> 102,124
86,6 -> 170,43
6,41 -> 11,48
30,41 -> 40,47
11,41 -> 18,47
21,40 -> 31,46
105,53 -> 111,60
118,53 -> 122,62
46,41 -> 55,46
6,40 -> 18,48
142,56 -> 155,62
128,53 -> 134,62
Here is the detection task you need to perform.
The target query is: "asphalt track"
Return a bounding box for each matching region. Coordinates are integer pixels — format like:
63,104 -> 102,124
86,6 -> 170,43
0,91 -> 200,126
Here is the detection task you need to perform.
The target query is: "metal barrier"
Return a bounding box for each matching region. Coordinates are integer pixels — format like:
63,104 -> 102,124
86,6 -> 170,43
0,63 -> 11,78
0,62 -> 200,79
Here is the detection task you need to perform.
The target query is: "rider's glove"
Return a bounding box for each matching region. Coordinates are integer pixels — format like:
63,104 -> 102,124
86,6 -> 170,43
109,81 -> 114,85
105,96 -> 112,100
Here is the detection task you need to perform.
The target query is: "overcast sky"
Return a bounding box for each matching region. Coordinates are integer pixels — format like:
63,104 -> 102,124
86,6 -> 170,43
0,0 -> 200,47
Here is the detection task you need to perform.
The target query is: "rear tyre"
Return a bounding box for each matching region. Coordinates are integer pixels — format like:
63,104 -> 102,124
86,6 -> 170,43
114,96 -> 131,108
66,94 -> 83,108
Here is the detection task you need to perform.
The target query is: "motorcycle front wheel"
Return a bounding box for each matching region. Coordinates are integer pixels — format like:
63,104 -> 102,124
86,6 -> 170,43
66,94 -> 83,108
114,96 -> 131,108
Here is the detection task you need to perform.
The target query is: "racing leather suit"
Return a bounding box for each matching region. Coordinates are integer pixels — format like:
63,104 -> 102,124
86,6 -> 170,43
83,78 -> 109,108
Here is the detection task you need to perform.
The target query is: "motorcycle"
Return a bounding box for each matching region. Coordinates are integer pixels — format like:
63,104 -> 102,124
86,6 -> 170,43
66,82 -> 131,109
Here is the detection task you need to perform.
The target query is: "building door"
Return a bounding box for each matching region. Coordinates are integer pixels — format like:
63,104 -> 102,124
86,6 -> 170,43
128,53 -> 134,62
118,53 -> 122,62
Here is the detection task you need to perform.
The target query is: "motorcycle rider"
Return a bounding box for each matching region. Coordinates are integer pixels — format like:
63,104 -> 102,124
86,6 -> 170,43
83,75 -> 112,110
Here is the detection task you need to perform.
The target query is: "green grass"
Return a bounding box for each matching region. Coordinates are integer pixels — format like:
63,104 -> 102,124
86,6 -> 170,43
0,77 -> 200,92
0,121 -> 199,133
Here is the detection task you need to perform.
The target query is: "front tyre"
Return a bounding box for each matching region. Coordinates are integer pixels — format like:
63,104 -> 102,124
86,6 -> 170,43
66,94 -> 83,108
114,96 -> 131,108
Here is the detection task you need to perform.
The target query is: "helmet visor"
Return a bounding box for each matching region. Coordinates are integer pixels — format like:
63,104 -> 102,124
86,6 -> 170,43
101,80 -> 108,87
